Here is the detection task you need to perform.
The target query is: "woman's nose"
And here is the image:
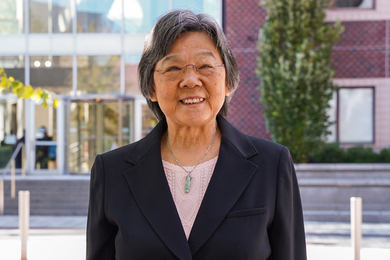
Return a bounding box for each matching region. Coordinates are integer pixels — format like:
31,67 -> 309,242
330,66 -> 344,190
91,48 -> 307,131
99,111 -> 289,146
179,66 -> 202,88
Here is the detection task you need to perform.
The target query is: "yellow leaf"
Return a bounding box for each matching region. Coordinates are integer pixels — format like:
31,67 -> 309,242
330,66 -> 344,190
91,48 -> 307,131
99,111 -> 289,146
30,88 -> 43,101
53,98 -> 59,108
12,81 -> 23,95
21,85 -> 33,99
9,76 -> 14,82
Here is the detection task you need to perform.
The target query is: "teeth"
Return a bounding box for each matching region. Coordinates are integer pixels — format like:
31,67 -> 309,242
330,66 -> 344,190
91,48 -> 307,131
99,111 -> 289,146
182,98 -> 204,104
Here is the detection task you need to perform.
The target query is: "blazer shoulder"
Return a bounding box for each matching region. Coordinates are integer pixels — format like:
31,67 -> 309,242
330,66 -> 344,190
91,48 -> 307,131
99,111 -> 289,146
246,135 -> 285,153
244,134 -> 290,163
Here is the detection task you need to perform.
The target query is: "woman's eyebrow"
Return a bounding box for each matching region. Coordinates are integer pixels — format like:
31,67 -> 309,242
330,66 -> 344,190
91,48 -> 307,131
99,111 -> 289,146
196,51 -> 217,59
161,51 -> 217,64
161,55 -> 181,64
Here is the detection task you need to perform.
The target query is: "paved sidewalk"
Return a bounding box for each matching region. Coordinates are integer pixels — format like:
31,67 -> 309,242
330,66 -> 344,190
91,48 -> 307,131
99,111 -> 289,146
0,216 -> 389,260
0,215 -> 87,229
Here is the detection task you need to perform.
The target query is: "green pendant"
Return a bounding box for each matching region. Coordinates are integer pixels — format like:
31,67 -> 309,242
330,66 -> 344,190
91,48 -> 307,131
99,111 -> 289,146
185,175 -> 192,193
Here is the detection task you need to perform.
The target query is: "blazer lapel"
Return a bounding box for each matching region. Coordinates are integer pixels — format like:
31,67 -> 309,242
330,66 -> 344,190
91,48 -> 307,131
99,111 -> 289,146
188,116 -> 259,256
123,120 -> 192,260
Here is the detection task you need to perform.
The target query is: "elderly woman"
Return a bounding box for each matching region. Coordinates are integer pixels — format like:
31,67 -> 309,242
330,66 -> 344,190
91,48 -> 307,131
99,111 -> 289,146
87,10 -> 306,260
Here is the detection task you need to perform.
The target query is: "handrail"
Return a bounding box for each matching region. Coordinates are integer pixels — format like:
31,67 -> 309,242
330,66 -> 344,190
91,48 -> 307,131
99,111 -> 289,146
2,142 -> 24,177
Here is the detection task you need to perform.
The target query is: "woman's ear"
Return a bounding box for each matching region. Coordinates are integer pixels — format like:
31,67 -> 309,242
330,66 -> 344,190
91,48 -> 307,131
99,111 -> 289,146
150,91 -> 157,102
225,86 -> 230,97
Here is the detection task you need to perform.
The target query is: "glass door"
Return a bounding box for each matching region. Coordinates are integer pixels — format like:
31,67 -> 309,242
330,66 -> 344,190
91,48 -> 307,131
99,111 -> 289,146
34,103 -> 59,172
68,99 -> 135,174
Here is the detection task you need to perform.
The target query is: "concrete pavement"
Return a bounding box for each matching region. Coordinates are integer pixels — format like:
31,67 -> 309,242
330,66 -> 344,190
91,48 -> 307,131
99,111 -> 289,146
0,216 -> 389,259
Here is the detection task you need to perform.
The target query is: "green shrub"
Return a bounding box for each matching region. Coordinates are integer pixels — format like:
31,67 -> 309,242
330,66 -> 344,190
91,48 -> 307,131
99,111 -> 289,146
0,146 -> 14,168
344,146 -> 379,163
309,143 -> 390,163
309,143 -> 345,163
379,148 -> 390,163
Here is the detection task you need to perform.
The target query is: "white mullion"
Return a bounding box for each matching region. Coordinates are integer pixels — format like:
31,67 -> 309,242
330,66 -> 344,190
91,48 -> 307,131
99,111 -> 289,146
120,0 -> 125,95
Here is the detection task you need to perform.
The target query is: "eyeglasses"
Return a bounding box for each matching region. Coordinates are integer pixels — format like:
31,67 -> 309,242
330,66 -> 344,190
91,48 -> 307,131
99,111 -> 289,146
154,63 -> 224,81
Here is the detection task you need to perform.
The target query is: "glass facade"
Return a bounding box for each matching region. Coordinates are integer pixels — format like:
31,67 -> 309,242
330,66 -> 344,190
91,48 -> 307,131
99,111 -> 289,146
35,103 -> 57,169
0,56 -> 25,95
0,0 -> 24,34
30,0 -> 72,33
0,0 -> 223,174
77,0 -> 121,33
30,55 -> 72,95
77,55 -> 120,94
0,57 -> 25,169
124,0 -> 169,34
124,54 -> 141,95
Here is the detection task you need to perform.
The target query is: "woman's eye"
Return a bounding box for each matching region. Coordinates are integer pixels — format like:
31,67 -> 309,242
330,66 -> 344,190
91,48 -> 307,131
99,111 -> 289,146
166,66 -> 181,72
198,64 -> 212,69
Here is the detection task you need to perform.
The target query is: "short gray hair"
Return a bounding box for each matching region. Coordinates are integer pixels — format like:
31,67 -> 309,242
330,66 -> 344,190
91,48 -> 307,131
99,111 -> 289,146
138,9 -> 239,121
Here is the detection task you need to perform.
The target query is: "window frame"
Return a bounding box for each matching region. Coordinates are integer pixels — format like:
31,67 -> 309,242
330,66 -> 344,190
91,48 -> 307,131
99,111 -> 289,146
330,0 -> 376,10
335,86 -> 375,145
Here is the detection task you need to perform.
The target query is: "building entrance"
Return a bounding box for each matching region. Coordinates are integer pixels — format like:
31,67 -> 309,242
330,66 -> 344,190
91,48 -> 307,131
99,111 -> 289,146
68,99 -> 135,174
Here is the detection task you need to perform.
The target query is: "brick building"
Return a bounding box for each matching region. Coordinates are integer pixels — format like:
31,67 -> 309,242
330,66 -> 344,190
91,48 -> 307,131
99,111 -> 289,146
225,0 -> 390,152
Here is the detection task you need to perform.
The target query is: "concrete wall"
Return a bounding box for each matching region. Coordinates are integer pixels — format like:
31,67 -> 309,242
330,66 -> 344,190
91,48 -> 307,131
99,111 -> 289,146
296,163 -> 390,223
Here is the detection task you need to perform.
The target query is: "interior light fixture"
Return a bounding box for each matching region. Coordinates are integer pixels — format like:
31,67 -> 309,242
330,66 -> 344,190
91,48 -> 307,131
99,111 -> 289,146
45,61 -> 52,67
34,61 -> 41,67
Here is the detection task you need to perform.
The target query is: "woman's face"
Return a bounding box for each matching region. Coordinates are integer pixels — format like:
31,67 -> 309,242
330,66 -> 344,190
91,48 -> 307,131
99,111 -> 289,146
152,32 -> 229,128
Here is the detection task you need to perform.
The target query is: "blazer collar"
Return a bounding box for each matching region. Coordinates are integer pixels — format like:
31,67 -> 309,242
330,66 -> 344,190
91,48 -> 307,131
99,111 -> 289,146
188,116 -> 259,256
124,115 -> 259,259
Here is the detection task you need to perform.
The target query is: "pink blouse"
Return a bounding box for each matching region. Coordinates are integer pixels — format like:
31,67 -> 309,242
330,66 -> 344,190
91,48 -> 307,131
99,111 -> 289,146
162,156 -> 218,240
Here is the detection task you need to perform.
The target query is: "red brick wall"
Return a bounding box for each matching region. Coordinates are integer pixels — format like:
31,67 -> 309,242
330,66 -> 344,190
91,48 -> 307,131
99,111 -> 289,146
332,21 -> 387,78
224,0 -> 389,141
224,0 -> 271,139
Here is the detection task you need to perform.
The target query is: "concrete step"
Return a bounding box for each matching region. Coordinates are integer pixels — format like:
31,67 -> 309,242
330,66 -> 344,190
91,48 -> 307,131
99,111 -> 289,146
2,177 -> 90,216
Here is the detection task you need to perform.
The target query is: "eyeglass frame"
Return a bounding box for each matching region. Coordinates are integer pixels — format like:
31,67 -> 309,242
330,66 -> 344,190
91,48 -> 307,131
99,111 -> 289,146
154,63 -> 225,79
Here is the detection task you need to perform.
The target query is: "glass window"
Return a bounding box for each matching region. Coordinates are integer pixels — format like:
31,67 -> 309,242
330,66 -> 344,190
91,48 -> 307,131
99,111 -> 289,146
124,0 -> 169,34
35,104 -> 57,169
0,56 -> 25,95
77,0 -> 121,33
77,55 -> 120,94
30,56 -> 72,95
173,0 -> 222,26
339,88 -> 374,143
30,0 -> 72,33
0,100 -> 24,169
68,99 -> 134,173
142,104 -> 157,138
125,54 -> 141,95
172,0 -> 203,11
0,0 -> 24,34
123,0 -> 222,34
335,0 -> 373,8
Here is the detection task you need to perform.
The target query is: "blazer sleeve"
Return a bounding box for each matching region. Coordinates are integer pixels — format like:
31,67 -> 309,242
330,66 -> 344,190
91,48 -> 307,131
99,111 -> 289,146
268,147 -> 307,260
87,155 -> 117,259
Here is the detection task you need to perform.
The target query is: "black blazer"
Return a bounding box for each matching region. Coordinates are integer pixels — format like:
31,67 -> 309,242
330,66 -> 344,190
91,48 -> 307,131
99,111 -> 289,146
87,116 -> 307,260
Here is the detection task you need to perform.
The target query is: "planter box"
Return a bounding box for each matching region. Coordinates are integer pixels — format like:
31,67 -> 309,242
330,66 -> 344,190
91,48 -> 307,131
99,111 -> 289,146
296,163 -> 390,223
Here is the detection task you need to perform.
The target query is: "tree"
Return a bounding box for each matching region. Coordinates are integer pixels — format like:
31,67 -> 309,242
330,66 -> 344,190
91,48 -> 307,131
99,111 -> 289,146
257,0 -> 344,162
0,68 -> 58,108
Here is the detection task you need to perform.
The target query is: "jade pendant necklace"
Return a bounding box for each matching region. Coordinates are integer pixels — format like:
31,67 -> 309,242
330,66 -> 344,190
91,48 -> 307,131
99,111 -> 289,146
166,130 -> 218,193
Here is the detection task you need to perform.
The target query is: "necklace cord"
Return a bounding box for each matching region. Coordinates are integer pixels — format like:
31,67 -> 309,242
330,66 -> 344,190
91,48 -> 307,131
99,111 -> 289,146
166,129 -> 218,176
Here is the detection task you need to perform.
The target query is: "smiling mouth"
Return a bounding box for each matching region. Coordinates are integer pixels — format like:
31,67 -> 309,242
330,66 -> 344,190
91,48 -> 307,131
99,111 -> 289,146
181,98 -> 205,104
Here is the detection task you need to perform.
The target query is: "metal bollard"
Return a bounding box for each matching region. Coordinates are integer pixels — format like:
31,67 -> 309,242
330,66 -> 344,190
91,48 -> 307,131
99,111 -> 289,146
22,146 -> 26,178
0,179 -> 3,215
19,190 -> 30,260
351,197 -> 362,260
11,161 -> 16,198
